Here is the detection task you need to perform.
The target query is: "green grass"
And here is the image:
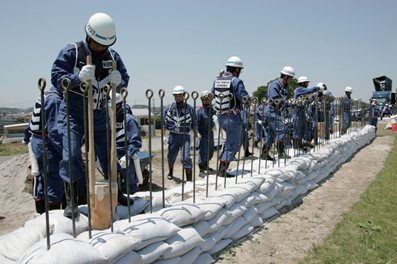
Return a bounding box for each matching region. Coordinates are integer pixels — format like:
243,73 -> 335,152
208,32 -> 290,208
301,134 -> 397,264
0,142 -> 29,156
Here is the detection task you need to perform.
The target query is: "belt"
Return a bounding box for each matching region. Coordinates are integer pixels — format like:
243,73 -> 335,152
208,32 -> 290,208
222,110 -> 240,114
34,133 -> 48,137
170,131 -> 187,135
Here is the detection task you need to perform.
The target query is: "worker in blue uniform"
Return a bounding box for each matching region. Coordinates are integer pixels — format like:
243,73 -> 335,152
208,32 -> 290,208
292,76 -> 320,150
266,66 -> 295,159
196,91 -> 215,177
312,83 -> 334,141
368,98 -> 380,133
211,56 -> 250,177
51,13 -> 130,218
382,104 -> 392,118
342,87 -> 353,135
163,86 -> 196,181
110,93 -> 142,196
28,88 -> 66,213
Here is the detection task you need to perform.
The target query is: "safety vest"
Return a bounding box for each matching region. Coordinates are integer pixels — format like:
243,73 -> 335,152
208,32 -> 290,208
30,90 -> 62,135
213,75 -> 239,114
71,41 -> 115,110
165,102 -> 192,133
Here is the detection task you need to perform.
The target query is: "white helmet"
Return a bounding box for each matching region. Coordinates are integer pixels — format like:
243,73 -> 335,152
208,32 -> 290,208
298,76 -> 309,83
345,86 -> 353,93
380,103 -> 383,106
386,104 -> 389,107
108,92 -> 123,106
85,13 -> 116,47
173,86 -> 185,95
317,82 -> 327,91
201,91 -> 211,100
372,98 -> 377,102
280,66 -> 295,77
226,56 -> 244,69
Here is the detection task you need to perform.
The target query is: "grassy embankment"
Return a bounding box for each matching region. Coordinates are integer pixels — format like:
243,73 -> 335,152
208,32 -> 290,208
0,141 -> 28,156
302,130 -> 397,263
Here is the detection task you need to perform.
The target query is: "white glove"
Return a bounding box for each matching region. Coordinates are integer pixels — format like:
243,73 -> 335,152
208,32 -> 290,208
195,137 -> 200,147
22,140 -> 28,144
78,65 -> 95,82
109,70 -> 121,87
257,120 -> 263,125
95,160 -> 101,169
163,135 -> 168,145
119,156 -> 128,169
212,115 -> 218,123
197,134 -> 202,140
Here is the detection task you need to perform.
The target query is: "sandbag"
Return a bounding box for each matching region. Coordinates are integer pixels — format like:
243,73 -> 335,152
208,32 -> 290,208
154,203 -> 206,227
88,231 -> 140,262
260,207 -> 279,220
275,199 -> 287,210
152,257 -> 181,264
239,192 -> 269,208
133,242 -> 171,264
17,233 -> 106,264
207,238 -> 233,255
230,224 -> 254,240
193,253 -> 214,264
222,204 -> 247,226
161,227 -> 204,259
242,206 -> 258,223
116,197 -> 149,220
24,210 -> 88,237
248,214 -> 263,228
191,197 -> 226,221
192,221 -> 211,237
114,214 -> 181,251
257,177 -> 275,194
223,216 -> 247,238
237,177 -> 265,192
255,201 -> 272,214
199,232 -> 221,252
0,224 -> 46,261
205,208 -> 231,234
263,183 -> 280,201
113,250 -> 140,264
179,246 -> 202,264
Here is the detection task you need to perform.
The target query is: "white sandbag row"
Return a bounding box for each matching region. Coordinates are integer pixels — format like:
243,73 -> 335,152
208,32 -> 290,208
0,126 -> 374,264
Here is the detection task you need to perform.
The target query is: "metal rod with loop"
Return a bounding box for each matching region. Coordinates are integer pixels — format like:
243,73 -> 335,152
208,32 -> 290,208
257,97 -> 267,173
267,98 -> 274,168
223,93 -> 233,188
249,97 -> 258,176
274,99 -> 281,167
79,81 -> 92,238
158,89 -> 166,207
62,77 -> 78,236
181,91 -> 190,201
214,92 -> 224,190
38,78 -> 51,249
145,89 -> 154,212
103,84 -> 115,231
205,92 -> 214,198
191,91 -> 199,203
120,88 -> 132,221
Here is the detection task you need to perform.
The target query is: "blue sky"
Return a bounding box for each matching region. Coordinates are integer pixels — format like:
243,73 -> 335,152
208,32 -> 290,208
1,0 -> 396,108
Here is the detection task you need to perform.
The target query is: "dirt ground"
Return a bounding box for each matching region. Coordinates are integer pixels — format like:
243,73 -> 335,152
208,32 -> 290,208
0,123 -> 394,264
215,123 -> 395,264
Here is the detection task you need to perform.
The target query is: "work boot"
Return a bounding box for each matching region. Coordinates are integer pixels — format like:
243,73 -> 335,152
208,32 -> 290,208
217,161 -> 234,178
204,161 -> 214,171
293,139 -> 299,149
118,188 -> 134,206
303,140 -> 314,149
341,128 -> 347,135
294,139 -> 308,151
63,181 -> 79,219
244,147 -> 252,157
254,141 -> 259,148
276,143 -> 291,159
199,164 -> 206,178
261,145 -> 275,161
35,199 -> 46,214
167,166 -> 173,180
186,170 -> 193,181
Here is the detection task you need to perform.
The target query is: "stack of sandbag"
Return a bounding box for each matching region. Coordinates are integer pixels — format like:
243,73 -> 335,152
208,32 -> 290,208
0,125 -> 375,264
